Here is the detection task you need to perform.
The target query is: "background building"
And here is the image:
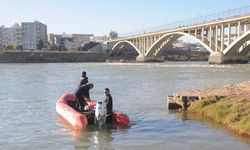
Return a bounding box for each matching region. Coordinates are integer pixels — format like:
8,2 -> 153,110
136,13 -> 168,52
0,21 -> 47,50
48,34 -> 63,47
0,24 -> 22,49
48,33 -> 56,45
1,20 -> 105,51
90,35 -> 109,43
22,21 -> 47,50
48,33 -> 95,50
72,34 -> 93,46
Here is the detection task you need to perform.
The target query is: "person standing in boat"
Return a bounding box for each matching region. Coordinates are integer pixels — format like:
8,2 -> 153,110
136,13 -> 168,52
74,83 -> 94,111
104,88 -> 113,123
78,71 -> 88,86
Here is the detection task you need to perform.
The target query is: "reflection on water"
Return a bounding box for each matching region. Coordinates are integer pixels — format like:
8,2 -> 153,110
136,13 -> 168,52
72,130 -> 113,150
57,114 -> 113,149
173,110 -> 250,145
56,114 -> 131,150
56,115 -> 84,138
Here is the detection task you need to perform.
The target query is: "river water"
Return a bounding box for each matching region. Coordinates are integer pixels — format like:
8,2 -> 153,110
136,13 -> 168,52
0,62 -> 250,150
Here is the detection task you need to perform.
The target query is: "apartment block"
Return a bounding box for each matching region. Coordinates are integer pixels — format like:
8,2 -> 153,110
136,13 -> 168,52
22,21 -> 47,50
72,34 -> 93,45
0,24 -> 22,49
0,21 -> 47,50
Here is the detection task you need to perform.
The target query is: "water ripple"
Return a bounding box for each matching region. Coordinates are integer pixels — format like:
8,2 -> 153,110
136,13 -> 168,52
0,62 -> 250,150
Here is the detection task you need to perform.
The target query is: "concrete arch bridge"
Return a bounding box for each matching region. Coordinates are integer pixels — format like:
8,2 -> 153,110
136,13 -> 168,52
108,8 -> 250,64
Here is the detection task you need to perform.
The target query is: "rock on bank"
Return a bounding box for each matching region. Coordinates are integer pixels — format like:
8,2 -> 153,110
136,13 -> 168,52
0,51 -> 109,63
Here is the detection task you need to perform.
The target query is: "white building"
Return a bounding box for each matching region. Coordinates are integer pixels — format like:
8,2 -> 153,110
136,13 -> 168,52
48,33 -> 64,48
72,34 -> 93,46
0,24 -> 22,49
48,33 -> 56,45
22,21 -> 47,50
61,35 -> 79,50
48,33 -> 94,50
90,35 -> 109,43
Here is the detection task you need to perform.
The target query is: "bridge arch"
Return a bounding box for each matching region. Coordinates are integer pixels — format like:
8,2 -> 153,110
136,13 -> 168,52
111,41 -> 141,56
223,30 -> 250,56
145,32 -> 214,57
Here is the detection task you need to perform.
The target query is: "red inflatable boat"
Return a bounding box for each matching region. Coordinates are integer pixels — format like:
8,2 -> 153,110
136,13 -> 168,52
56,93 -> 130,129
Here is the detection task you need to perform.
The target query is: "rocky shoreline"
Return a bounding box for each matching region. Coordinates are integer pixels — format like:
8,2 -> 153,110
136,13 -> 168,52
168,81 -> 250,136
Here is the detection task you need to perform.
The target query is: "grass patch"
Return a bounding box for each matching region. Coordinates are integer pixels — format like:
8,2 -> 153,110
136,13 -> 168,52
189,96 -> 250,136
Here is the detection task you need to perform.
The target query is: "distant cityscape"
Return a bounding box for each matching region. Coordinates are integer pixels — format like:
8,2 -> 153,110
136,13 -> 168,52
0,20 -> 205,52
0,20 -> 109,52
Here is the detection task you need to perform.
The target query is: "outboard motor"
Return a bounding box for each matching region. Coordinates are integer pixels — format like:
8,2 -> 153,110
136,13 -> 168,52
95,101 -> 107,127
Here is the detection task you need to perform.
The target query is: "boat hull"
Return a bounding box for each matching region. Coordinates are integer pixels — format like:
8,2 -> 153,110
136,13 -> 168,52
56,93 -> 88,128
56,93 -> 130,129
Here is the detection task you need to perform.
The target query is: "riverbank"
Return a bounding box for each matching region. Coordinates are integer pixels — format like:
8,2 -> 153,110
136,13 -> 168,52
168,81 -> 250,137
108,49 -> 210,62
0,51 -> 109,63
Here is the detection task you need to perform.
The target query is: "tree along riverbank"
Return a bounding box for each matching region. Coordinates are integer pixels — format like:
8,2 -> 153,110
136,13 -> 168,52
168,81 -> 250,137
0,51 -> 109,63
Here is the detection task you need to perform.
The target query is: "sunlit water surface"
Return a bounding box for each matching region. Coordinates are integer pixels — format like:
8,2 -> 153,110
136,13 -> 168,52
0,62 -> 250,150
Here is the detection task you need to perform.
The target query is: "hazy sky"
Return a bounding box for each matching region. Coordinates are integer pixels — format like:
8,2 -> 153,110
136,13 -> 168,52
0,0 -> 249,36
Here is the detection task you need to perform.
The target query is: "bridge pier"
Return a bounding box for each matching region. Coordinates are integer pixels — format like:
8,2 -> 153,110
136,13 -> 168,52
209,52 -> 249,64
136,55 -> 165,62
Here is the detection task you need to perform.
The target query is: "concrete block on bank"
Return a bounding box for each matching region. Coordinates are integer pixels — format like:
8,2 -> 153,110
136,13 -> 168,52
167,95 -> 201,110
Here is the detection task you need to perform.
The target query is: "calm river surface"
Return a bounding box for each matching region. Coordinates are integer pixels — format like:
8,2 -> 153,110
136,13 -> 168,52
0,62 -> 250,150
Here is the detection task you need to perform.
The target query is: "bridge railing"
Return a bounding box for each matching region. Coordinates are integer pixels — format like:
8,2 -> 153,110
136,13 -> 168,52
119,5 -> 250,38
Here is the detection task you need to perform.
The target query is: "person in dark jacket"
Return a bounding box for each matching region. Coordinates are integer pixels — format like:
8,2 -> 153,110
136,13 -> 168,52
74,83 -> 94,111
104,88 -> 113,123
79,71 -> 88,86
